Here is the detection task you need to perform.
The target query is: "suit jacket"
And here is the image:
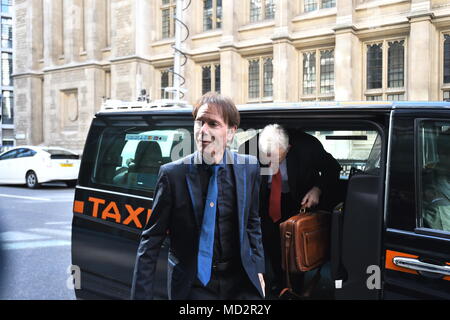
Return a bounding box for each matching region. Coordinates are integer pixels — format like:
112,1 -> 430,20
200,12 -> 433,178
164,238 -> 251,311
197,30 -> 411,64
130,149 -> 265,300
260,131 -> 341,222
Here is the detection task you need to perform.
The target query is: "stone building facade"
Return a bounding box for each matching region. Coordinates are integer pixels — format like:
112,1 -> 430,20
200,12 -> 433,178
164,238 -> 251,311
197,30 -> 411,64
13,0 -> 450,152
1,0 -> 14,150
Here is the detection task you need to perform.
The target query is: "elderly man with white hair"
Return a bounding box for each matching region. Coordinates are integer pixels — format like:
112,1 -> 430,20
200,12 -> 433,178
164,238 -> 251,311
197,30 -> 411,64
258,124 -> 341,297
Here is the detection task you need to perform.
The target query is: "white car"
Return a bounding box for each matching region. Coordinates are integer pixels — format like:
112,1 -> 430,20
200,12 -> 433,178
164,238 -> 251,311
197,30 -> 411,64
0,146 -> 81,188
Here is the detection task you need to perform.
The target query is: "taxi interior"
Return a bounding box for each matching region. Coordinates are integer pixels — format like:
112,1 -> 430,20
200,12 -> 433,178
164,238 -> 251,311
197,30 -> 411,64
235,123 -> 384,299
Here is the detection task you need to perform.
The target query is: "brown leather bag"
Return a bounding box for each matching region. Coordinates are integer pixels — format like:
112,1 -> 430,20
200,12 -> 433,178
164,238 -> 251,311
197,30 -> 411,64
280,209 -> 331,273
279,209 -> 331,299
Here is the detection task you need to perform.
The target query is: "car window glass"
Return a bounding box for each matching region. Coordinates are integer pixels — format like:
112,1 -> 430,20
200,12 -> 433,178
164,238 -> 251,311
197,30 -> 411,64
234,127 -> 380,179
16,148 -> 37,158
419,120 -> 450,232
0,149 -> 19,160
307,130 -> 380,179
42,148 -> 79,159
93,127 -> 193,192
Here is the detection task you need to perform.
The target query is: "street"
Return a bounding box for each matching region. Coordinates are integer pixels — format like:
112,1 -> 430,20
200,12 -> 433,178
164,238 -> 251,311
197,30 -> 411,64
0,184 -> 76,300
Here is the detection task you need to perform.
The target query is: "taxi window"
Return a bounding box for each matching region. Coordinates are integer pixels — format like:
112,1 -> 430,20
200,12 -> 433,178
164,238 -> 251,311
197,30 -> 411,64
307,130 -> 380,179
93,127 -> 192,192
234,127 -> 380,179
418,120 -> 450,232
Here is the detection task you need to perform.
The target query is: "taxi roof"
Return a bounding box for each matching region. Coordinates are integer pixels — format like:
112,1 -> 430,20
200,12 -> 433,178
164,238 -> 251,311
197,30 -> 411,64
96,100 -> 450,117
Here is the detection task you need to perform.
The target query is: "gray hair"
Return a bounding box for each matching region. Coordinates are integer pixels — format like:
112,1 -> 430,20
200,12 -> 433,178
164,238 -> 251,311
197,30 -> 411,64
259,124 -> 289,154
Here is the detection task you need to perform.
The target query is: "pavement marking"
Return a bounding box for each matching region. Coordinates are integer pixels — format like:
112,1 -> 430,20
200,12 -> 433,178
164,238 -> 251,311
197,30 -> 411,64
0,193 -> 51,201
0,231 -> 50,242
2,239 -> 71,250
28,228 -> 71,237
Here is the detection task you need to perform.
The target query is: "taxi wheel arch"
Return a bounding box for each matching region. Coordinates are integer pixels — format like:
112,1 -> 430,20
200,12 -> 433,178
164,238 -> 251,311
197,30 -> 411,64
25,170 -> 40,189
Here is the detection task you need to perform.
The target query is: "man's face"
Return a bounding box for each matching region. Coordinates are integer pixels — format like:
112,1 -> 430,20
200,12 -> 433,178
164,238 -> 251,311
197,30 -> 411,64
194,104 -> 236,164
261,145 -> 289,174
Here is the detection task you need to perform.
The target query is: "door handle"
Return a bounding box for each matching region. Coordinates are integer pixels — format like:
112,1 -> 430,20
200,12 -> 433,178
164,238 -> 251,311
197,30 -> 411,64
393,257 -> 450,277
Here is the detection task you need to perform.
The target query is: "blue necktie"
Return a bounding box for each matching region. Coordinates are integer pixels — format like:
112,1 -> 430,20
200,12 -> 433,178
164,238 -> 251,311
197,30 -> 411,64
197,165 -> 221,286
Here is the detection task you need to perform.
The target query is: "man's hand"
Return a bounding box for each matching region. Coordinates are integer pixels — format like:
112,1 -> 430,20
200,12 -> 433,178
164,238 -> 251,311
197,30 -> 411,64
258,273 -> 265,298
301,186 -> 322,209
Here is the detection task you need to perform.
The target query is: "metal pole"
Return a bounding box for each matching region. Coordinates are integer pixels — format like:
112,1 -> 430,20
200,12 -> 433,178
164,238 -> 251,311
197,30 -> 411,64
173,0 -> 183,101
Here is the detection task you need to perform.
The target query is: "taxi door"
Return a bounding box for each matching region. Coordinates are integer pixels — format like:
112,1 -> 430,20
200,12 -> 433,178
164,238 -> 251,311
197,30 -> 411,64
383,109 -> 450,299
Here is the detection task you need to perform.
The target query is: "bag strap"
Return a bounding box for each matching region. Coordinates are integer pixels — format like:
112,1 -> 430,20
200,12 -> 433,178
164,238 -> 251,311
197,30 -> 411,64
279,229 -> 303,299
283,230 -> 293,290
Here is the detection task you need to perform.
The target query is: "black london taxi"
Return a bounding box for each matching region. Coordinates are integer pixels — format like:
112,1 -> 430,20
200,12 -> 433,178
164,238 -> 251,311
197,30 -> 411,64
71,99 -> 450,300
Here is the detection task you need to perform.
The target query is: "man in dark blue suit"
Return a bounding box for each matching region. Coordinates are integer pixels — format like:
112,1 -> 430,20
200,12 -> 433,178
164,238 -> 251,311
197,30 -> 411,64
131,92 -> 265,300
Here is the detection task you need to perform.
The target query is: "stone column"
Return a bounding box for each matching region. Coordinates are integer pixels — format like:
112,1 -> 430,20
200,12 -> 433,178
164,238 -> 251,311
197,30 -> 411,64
334,0 -> 361,101
272,40 -> 297,102
334,28 -> 361,101
83,0 -> 109,61
13,75 -> 43,146
272,0 -> 297,103
407,1 -> 436,100
219,47 -> 244,104
13,0 -> 44,145
219,0 -> 244,103
42,0 -> 65,66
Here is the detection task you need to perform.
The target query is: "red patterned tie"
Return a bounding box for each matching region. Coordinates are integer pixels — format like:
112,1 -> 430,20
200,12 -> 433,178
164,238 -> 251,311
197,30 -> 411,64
269,170 -> 282,223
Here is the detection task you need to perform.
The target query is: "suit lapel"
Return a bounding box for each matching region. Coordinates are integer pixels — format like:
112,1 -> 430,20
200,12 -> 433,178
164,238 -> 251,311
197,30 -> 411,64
232,151 -> 246,243
185,152 -> 202,230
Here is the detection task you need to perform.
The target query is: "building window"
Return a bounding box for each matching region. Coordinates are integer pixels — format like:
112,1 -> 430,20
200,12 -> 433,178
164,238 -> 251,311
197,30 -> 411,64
442,34 -> 450,101
1,17 -> 12,49
304,0 -> 336,13
250,0 -> 276,23
386,93 -> 404,101
202,63 -> 220,94
388,40 -> 405,88
161,0 -> 176,39
366,95 -> 382,101
367,44 -> 383,89
248,56 -> 273,101
444,34 -> 450,84
160,69 -> 174,99
320,50 -> 334,94
1,0 -> 11,14
1,52 -> 12,86
303,52 -> 316,95
203,0 -> 222,31
1,90 -> 13,125
365,39 -> 406,101
321,0 -> 336,8
302,49 -> 334,100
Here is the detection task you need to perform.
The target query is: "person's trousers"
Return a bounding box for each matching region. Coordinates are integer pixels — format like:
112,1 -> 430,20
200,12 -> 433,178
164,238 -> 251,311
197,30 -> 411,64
187,260 -> 261,300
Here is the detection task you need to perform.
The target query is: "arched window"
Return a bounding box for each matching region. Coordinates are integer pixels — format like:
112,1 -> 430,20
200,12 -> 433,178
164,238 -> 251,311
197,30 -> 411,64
444,34 -> 450,84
